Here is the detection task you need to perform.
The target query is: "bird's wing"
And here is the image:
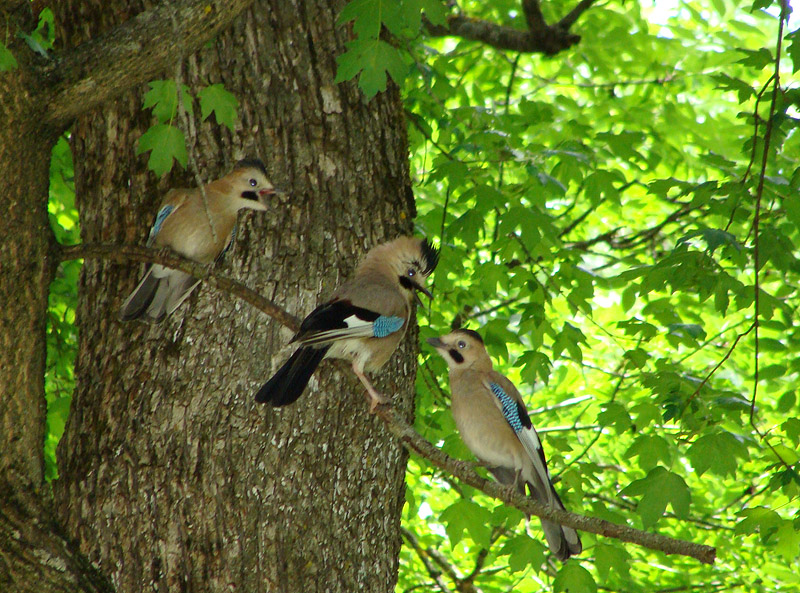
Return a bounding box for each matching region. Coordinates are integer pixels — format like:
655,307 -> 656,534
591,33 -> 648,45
146,190 -> 187,246
293,299 -> 405,347
483,374 -> 556,505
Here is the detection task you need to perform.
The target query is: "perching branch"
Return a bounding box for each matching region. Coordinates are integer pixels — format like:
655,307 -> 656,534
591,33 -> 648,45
424,0 -> 597,56
56,242 -> 301,332
58,240 -> 717,564
374,402 -> 717,565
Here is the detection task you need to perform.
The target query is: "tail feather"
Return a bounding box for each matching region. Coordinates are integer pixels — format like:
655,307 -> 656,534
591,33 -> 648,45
119,265 -> 199,323
255,346 -> 329,406
118,266 -> 159,321
529,479 -> 582,561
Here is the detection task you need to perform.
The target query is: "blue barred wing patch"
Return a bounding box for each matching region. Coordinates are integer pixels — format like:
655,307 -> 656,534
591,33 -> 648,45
373,315 -> 404,338
149,204 -> 175,242
489,382 -> 523,434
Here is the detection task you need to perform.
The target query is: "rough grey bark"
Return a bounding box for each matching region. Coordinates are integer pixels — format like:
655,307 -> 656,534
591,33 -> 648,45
52,1 -> 416,592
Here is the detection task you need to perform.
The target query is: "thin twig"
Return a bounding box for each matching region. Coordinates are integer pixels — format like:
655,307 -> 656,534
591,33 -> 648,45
166,5 -> 218,244
401,527 -> 452,593
748,2 -> 798,478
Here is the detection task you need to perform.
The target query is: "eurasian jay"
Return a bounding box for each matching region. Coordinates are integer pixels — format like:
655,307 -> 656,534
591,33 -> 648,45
119,159 -> 276,323
255,236 -> 439,411
427,328 -> 582,561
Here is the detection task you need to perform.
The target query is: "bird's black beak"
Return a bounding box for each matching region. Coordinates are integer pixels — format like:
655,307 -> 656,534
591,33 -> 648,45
413,283 -> 433,307
426,337 -> 444,348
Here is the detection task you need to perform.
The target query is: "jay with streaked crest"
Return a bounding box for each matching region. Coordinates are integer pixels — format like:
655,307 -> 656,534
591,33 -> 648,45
254,236 -> 439,412
427,328 -> 582,561
118,158 -> 277,323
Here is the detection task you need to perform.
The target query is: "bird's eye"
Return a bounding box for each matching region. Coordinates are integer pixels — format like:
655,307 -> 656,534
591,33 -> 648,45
407,268 -> 416,277
457,340 -> 466,348
249,178 -> 257,187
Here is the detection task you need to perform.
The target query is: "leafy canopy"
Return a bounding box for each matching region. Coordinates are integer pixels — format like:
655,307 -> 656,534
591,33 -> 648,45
44,0 -> 800,591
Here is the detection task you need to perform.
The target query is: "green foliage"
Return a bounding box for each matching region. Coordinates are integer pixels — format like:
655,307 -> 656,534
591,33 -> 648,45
40,0 -> 800,590
143,80 -> 194,123
46,134 -> 79,481
137,79 -> 241,175
335,0 -> 445,97
198,84 -> 239,131
392,0 -> 800,591
18,8 -> 55,58
136,123 -> 188,177
0,42 -> 18,71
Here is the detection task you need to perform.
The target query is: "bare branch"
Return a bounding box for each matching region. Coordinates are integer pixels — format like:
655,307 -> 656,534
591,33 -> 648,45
558,0 -> 598,30
520,0 -> 547,31
373,402 -> 717,564
56,242 -> 301,332
424,0 -> 596,55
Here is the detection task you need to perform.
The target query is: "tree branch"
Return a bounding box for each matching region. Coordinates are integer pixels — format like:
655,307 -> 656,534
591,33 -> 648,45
374,403 -> 717,565
55,242 -> 716,564
40,0 -> 255,125
55,242 -> 301,332
424,0 -> 596,55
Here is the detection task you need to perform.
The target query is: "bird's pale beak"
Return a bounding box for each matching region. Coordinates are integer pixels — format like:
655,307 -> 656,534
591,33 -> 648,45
426,337 -> 444,348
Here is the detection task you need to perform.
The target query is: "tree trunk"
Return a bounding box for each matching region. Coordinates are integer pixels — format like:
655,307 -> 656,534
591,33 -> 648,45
52,1 -> 416,592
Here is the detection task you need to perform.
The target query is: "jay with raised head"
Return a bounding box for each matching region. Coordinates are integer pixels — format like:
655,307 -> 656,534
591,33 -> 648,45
255,236 -> 439,412
427,328 -> 582,561
119,159 -> 277,323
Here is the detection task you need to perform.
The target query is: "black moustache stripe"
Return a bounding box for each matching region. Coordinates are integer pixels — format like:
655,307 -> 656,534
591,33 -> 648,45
399,276 -> 415,291
448,349 -> 464,363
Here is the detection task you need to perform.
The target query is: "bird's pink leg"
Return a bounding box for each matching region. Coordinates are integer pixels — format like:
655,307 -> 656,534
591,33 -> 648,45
352,363 -> 389,413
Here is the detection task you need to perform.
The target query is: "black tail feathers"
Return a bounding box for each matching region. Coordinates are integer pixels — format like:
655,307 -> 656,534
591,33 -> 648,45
255,346 -> 328,406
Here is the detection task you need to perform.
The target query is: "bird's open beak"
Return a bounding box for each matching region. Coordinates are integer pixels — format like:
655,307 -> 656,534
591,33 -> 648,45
259,187 -> 278,197
417,285 -> 433,299
426,337 -> 444,349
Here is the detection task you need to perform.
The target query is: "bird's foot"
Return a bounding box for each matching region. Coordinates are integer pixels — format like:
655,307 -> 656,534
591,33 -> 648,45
365,389 -> 389,414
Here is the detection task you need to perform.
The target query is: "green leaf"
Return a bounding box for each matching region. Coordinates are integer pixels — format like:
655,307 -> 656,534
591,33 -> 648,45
776,521 -> 800,561
439,500 -> 493,547
787,29 -> 800,74
500,533 -> 546,572
553,562 -> 597,593
338,0 -> 405,37
136,124 -> 188,176
626,434 -> 672,471
735,507 -> 782,537
198,84 -> 239,132
0,42 -> 18,71
736,47 -> 774,69
620,466 -> 691,528
596,402 -> 631,434
687,432 -> 750,477
594,542 -> 631,580
143,80 -> 194,124
335,39 -> 407,97
402,0 -> 448,28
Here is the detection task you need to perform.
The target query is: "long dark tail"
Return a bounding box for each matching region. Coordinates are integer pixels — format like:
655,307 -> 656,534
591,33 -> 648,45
534,484 -> 582,561
118,266 -> 159,322
255,346 -> 329,406
490,466 -> 582,561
